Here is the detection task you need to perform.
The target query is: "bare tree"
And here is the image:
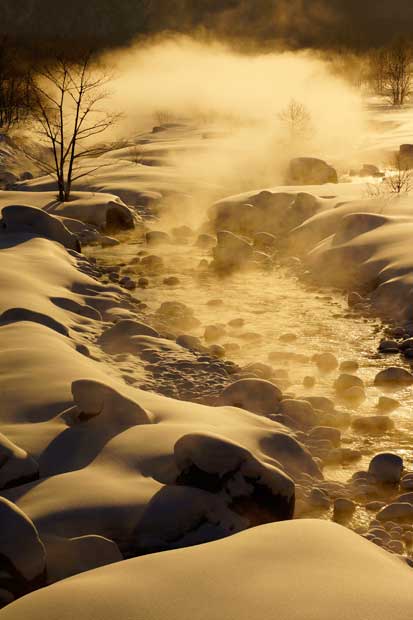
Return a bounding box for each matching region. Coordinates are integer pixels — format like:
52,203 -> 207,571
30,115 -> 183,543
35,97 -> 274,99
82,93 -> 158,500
385,153 -> 413,194
370,39 -> 413,105
278,98 -> 313,146
366,153 -> 413,199
19,53 -> 120,202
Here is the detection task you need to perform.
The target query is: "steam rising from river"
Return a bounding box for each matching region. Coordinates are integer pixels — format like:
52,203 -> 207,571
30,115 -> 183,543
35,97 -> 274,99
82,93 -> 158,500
103,37 -> 366,225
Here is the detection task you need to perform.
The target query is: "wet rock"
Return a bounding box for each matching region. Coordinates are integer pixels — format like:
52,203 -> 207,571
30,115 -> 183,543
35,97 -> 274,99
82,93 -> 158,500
366,501 -> 386,511
303,376 -> 316,388
339,360 -> 359,372
379,339 -> 400,353
377,502 -> 413,523
228,318 -> 245,329
217,379 -> 282,415
341,386 -> 366,405
279,399 -> 318,430
313,352 -> 338,372
368,453 -> 404,484
352,416 -> 394,433
333,498 -> 355,518
400,475 -> 413,491
207,298 -> 224,307
145,230 -> 171,246
101,236 -> 120,248
119,276 -> 136,290
377,396 -> 400,414
138,277 -> 149,288
242,362 -> 273,380
279,333 -> 298,343
399,338 -> 413,351
403,348 -> 413,359
204,324 -> 226,343
334,373 -> 364,394
141,254 -> 164,273
156,301 -> 200,331
163,276 -> 180,286
374,367 -> 413,387
303,396 -> 335,414
309,426 -> 341,446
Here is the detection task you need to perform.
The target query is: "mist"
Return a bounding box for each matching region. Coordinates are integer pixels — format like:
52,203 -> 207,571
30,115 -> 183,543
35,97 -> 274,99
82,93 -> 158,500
106,36 -> 365,213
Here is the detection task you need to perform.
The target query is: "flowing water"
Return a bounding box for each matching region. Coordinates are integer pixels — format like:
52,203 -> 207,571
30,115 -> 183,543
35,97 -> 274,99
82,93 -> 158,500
86,228 -> 413,535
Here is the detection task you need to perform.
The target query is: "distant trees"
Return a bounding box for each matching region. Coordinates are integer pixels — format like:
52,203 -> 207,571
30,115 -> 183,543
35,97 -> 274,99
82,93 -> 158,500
370,38 -> 413,105
19,53 -> 120,202
0,41 -> 32,130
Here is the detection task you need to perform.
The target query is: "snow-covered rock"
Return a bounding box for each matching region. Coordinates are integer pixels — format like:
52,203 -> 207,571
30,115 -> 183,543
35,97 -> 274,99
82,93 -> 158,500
0,205 -> 79,251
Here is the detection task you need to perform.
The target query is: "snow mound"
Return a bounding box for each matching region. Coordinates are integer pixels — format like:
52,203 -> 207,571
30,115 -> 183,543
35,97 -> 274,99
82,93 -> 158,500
0,498 -> 46,606
98,319 -> 160,354
3,520 -> 413,620
0,434 -> 39,491
0,205 -> 79,251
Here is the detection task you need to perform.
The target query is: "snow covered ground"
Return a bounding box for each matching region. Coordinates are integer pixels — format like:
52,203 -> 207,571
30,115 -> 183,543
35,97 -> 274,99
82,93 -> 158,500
2,101 -> 413,616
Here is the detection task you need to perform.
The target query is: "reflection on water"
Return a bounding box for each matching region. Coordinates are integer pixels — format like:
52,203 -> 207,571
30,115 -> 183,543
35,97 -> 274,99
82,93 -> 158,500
87,231 -> 413,487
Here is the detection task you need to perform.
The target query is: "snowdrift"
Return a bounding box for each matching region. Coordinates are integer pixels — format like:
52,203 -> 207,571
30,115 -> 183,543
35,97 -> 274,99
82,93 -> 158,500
2,520 -> 413,620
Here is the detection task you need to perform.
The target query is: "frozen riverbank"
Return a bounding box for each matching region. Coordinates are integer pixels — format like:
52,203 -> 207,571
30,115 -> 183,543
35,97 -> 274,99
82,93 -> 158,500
2,118 -> 413,616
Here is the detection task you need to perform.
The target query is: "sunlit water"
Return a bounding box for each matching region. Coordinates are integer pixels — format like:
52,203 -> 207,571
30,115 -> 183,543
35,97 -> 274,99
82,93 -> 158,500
87,230 -> 413,536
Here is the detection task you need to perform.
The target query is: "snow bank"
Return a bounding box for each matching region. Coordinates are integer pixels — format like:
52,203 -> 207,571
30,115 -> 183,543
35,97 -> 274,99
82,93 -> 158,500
2,520 -> 413,620
0,191 -> 136,232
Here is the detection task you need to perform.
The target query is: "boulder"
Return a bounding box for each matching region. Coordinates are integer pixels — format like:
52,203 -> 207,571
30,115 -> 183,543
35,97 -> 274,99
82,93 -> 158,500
377,502 -> 413,523
174,432 -> 295,526
334,374 -> 363,394
368,453 -> 404,484
374,367 -> 413,387
313,352 -> 338,372
217,379 -> 282,415
286,157 -> 338,185
145,231 -> 171,246
278,399 -> 318,429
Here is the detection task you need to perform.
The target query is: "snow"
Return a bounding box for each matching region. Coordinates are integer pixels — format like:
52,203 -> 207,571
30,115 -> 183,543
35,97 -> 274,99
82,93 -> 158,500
2,101 -> 413,614
2,520 -> 413,620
